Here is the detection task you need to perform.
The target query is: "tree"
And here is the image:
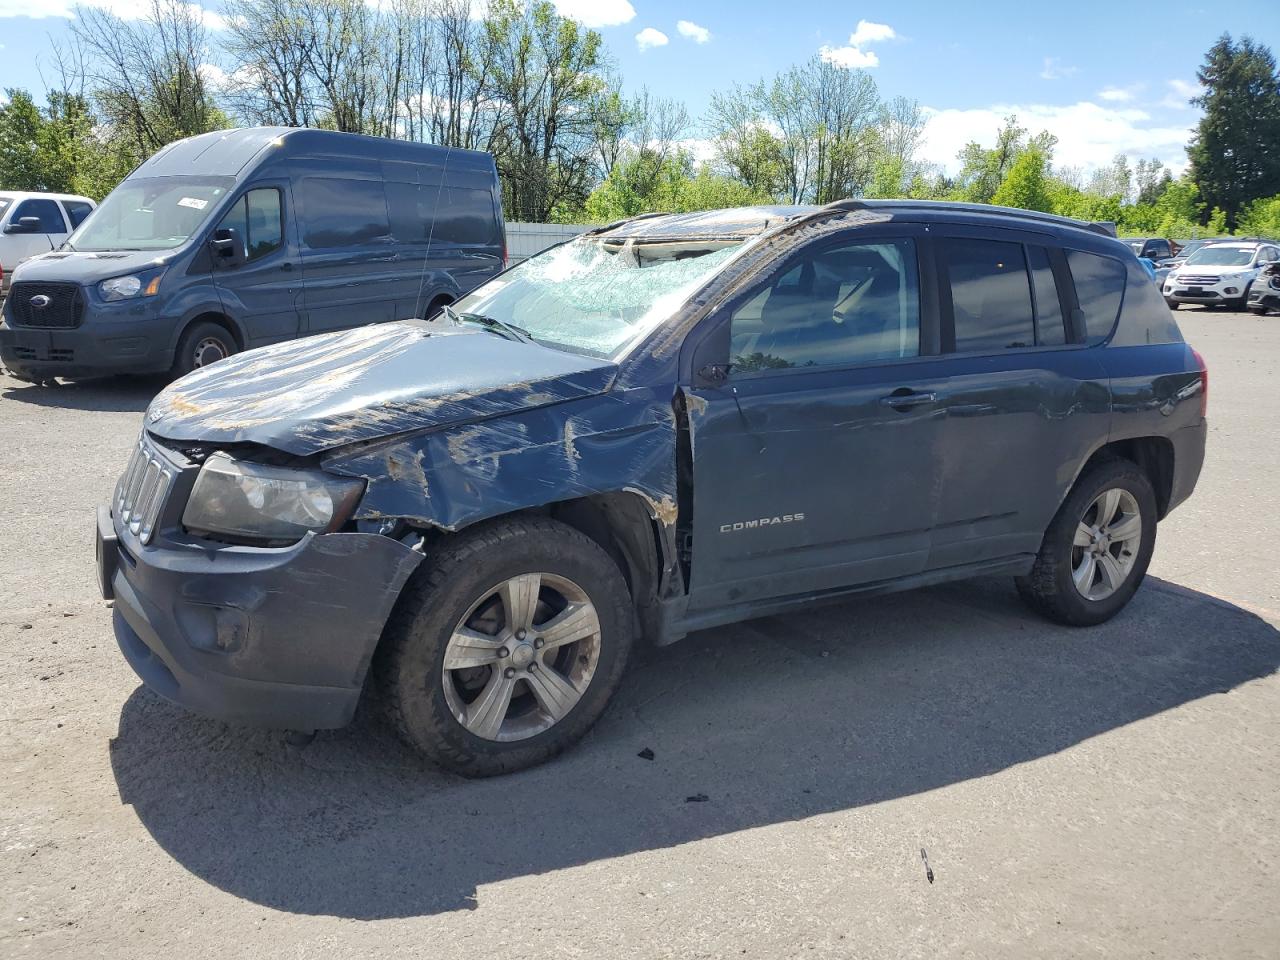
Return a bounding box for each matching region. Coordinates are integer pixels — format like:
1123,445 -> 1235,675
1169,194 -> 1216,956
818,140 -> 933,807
1187,34 -> 1280,230
992,147 -> 1053,211
0,88 -> 107,196
1238,194 -> 1280,236
0,90 -> 44,191
953,116 -> 1057,204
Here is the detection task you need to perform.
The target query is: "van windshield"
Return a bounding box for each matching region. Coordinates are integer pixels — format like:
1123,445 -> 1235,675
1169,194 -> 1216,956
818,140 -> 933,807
452,237 -> 747,359
67,176 -> 234,252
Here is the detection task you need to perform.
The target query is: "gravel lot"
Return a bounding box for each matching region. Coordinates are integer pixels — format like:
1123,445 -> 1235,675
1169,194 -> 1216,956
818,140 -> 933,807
1,308 -> 1277,959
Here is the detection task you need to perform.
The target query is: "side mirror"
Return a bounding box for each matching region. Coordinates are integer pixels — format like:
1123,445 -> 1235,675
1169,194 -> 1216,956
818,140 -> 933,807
209,227 -> 245,267
4,216 -> 42,235
697,362 -> 731,386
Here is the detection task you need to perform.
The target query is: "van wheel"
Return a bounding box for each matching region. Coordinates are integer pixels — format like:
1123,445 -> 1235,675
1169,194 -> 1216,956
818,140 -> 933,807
172,321 -> 236,378
1015,459 -> 1157,627
376,516 -> 635,777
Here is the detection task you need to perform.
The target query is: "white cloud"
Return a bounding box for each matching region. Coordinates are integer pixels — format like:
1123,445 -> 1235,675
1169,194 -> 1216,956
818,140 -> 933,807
849,19 -> 895,46
819,45 -> 879,69
676,19 -> 710,44
1098,85 -> 1137,103
1159,78 -> 1203,109
818,18 -> 895,70
920,100 -> 1197,177
0,0 -> 227,29
552,0 -> 635,28
1040,57 -> 1078,80
635,27 -> 668,52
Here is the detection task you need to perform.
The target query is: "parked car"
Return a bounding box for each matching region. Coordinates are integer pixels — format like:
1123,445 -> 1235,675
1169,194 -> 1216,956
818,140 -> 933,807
97,200 -> 1206,776
1247,262 -> 1280,315
0,127 -> 504,383
1125,237 -> 1175,263
1160,238 -> 1213,271
0,191 -> 96,297
1163,239 -> 1280,309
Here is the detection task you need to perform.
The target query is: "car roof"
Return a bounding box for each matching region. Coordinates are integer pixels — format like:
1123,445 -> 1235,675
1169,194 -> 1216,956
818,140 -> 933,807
0,190 -> 94,203
591,199 -> 1117,243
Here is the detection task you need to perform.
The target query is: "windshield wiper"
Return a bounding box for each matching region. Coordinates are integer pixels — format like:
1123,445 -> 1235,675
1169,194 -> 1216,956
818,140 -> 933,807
441,303 -> 535,345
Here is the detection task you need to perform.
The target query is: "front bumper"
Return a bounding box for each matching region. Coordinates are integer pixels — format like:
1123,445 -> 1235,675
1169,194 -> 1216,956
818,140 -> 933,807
1163,276 -> 1251,304
1247,285 -> 1280,312
98,504 -> 422,730
0,298 -> 176,378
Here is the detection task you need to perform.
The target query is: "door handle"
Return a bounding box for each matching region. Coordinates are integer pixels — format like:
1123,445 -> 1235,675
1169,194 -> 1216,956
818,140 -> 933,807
879,390 -> 938,410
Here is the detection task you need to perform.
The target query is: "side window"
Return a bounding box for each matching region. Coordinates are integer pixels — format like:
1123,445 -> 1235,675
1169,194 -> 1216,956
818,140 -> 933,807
728,238 -> 920,373
1066,250 -> 1126,344
300,178 -> 391,249
1027,245 -> 1066,346
63,200 -> 94,229
387,184 -> 496,246
941,237 -> 1035,352
1156,240 -> 1171,259
244,189 -> 282,260
215,189 -> 283,261
12,198 -> 67,233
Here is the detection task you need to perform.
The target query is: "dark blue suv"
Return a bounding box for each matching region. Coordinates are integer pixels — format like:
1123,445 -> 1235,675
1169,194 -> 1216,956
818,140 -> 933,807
96,200 -> 1207,776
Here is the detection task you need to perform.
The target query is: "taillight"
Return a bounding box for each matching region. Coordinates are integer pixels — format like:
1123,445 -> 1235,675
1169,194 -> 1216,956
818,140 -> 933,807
1190,345 -> 1208,419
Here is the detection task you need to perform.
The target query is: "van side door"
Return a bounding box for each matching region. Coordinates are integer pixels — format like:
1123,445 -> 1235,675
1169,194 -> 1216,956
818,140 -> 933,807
209,183 -> 304,347
922,228 -> 1111,569
294,166 -> 398,334
681,227 -> 948,611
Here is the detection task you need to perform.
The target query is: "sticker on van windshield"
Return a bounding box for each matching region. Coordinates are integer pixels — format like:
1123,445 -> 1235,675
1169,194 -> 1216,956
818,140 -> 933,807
178,197 -> 209,210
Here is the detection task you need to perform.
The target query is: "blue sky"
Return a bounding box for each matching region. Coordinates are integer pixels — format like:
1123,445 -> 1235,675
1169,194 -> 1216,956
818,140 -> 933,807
1,0 -> 1278,177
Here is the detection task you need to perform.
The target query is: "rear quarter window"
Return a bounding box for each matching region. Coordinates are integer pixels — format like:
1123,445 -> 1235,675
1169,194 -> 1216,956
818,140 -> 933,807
1109,258 -> 1184,347
1066,250 -> 1125,344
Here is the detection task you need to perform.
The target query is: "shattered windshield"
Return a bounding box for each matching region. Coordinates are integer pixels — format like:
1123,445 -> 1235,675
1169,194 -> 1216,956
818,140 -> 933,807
453,236 -> 747,358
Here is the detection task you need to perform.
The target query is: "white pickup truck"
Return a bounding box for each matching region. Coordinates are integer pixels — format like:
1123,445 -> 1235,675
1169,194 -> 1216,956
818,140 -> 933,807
0,192 -> 96,295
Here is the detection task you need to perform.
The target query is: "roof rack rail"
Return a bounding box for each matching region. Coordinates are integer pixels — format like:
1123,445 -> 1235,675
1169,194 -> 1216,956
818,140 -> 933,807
585,211 -> 670,236
819,198 -> 1119,238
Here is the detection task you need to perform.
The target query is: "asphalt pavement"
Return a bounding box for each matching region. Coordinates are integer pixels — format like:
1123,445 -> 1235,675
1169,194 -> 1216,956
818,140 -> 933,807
1,307 -> 1276,959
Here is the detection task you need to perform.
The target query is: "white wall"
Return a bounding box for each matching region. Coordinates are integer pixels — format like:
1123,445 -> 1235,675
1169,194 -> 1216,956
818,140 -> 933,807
506,222 -> 589,263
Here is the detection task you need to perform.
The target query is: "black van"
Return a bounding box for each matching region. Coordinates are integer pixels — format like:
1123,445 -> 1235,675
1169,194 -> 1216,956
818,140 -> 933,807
0,127 -> 505,381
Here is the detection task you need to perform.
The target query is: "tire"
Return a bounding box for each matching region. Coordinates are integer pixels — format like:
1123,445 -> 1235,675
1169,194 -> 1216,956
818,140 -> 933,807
1249,306 -> 1268,316
376,516 -> 635,776
1015,458 -> 1157,627
1165,298 -> 1179,310
172,321 -> 237,378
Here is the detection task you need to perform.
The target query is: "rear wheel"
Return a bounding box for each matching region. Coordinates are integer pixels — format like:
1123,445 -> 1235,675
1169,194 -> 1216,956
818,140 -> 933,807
376,516 -> 635,776
1016,459 -> 1157,626
172,321 -> 237,378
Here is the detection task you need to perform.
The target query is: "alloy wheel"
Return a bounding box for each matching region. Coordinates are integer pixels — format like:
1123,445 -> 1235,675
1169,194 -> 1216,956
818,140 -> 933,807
441,572 -> 601,742
1071,488 -> 1142,601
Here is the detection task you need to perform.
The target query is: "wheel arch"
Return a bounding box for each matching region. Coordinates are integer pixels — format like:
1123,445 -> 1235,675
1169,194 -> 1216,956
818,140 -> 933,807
174,309 -> 246,354
1074,436 -> 1176,518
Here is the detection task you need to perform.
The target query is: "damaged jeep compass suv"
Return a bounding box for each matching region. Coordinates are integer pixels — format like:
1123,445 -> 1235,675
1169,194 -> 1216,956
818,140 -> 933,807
97,200 -> 1207,776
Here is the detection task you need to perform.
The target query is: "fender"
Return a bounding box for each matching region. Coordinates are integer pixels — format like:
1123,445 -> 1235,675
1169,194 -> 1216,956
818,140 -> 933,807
322,386 -> 681,538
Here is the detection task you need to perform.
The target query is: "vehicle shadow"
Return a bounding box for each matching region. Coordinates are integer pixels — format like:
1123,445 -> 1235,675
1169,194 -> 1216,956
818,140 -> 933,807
0,374 -> 163,412
109,574 -> 1279,919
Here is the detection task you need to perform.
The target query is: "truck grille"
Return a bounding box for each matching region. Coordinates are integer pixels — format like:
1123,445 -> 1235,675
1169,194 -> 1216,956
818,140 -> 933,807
116,434 -> 175,544
1177,275 -> 1219,286
7,282 -> 84,328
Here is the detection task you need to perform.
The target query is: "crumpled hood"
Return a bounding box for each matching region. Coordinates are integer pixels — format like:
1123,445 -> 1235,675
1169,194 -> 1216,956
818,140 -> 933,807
146,321 -> 618,455
11,249 -> 173,285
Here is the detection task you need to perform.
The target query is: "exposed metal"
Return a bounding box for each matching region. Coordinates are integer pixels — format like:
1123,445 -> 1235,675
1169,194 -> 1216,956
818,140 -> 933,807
116,433 -> 175,545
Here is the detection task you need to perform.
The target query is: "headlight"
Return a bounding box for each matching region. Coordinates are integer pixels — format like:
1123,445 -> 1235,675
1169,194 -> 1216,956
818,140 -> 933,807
182,452 -> 365,545
99,268 -> 165,302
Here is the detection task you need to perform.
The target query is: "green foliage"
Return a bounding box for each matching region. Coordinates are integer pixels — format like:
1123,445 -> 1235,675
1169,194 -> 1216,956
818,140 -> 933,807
1187,34 -> 1280,229
1238,194 -> 1280,236
991,147 -> 1053,212
580,148 -> 771,223
0,88 -> 117,198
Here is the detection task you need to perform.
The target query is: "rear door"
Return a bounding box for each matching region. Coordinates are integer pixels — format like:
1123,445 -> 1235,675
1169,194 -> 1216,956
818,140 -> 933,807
210,183 -> 304,346
683,227 -> 948,611
294,167 -> 398,334
923,229 -> 1111,569
60,199 -> 95,232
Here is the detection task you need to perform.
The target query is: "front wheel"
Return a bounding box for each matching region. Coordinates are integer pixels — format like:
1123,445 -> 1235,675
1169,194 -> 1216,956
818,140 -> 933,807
172,321 -> 237,378
1016,459 -> 1157,626
376,516 -> 635,776
1165,298 -> 1180,310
